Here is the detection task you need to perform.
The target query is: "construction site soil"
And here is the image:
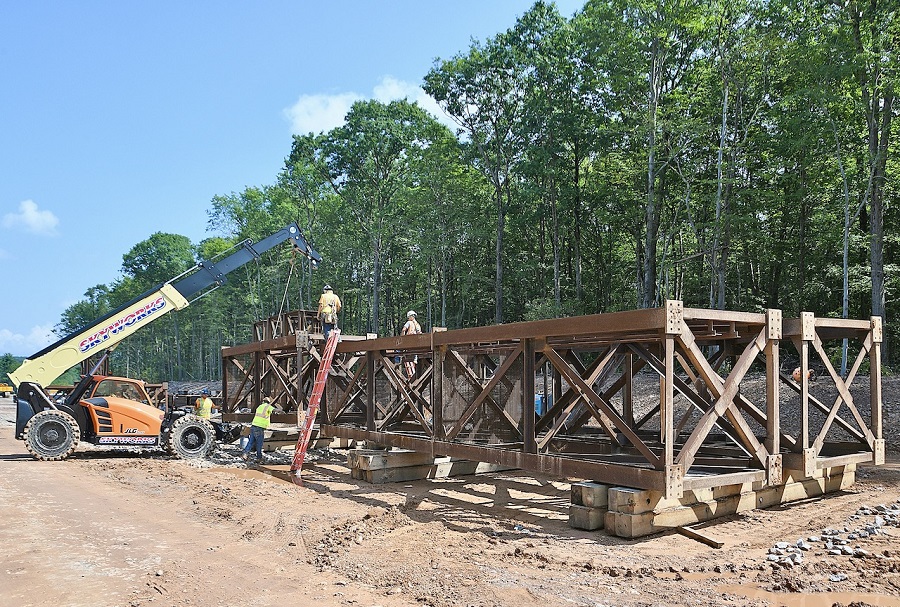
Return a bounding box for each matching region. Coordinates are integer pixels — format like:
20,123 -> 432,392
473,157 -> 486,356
2,374 -> 899,607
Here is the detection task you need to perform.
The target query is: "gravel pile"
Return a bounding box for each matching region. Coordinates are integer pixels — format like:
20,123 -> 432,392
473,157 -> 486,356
762,499 -> 900,570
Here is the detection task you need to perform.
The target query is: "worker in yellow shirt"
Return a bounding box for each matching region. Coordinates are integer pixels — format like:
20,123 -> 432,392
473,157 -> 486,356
317,284 -> 342,339
194,388 -> 216,419
241,397 -> 282,463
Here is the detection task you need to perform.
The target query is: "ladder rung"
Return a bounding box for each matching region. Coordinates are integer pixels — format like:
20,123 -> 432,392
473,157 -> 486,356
290,330 -> 341,474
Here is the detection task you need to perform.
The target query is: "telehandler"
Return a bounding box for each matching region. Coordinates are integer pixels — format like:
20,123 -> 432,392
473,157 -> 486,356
11,223 -> 320,461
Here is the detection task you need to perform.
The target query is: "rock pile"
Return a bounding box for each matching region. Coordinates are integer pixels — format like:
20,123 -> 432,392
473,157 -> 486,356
763,499 -> 899,569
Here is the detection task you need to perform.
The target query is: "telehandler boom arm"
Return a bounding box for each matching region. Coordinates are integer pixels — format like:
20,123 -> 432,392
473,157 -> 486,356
10,223 -> 320,389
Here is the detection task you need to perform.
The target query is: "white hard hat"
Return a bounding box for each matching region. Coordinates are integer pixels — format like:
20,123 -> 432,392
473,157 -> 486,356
407,310 -> 416,317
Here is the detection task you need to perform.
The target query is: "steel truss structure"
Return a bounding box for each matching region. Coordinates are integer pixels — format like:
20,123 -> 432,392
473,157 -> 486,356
220,310 -> 321,415
221,302 -> 884,498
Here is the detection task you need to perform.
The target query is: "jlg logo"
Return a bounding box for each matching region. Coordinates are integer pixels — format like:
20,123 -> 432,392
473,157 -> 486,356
123,428 -> 145,434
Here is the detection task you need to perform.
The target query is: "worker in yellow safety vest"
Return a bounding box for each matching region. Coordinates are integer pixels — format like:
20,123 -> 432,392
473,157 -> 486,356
317,284 -> 342,340
194,388 -> 216,419
241,397 -> 281,463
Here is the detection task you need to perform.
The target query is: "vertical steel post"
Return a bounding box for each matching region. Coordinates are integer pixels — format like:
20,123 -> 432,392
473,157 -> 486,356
623,352 -> 634,427
366,351 -> 375,431
297,331 -> 309,420
663,335 -> 674,467
765,309 -> 782,486
764,309 -> 781,455
662,301 -> 684,499
523,338 -> 536,454
434,346 -> 444,440
871,316 -> 883,439
553,364 -> 562,414
871,317 -> 885,465
253,350 -> 261,412
800,312 -> 814,451
220,348 -> 228,413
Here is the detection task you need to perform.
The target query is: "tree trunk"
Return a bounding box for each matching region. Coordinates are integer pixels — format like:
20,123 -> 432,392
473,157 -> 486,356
494,170 -> 505,325
441,246 -> 448,328
551,179 -> 561,312
712,84 -> 729,309
831,116 -> 854,376
870,89 -> 892,324
372,235 -> 382,335
573,138 -> 583,302
642,36 -> 662,309
849,0 -> 893,360
426,256 -> 433,330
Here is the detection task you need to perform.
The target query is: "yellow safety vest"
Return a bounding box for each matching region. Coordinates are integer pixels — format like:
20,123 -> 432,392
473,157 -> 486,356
318,292 -> 342,321
252,402 -> 275,429
402,320 -> 421,335
195,397 -> 213,419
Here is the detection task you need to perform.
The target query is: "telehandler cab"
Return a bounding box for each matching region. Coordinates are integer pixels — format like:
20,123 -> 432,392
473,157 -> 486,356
11,223 -> 321,461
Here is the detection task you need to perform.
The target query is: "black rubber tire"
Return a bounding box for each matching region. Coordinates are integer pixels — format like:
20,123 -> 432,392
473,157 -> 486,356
23,410 -> 80,461
166,415 -> 215,459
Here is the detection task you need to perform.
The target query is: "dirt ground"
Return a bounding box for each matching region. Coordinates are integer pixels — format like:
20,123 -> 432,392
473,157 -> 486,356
2,393 -> 900,607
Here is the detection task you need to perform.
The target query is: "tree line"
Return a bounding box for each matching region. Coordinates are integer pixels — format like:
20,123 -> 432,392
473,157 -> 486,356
38,0 -> 897,383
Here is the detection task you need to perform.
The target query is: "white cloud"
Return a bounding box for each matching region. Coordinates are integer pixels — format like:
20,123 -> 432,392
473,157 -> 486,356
285,76 -> 455,135
285,92 -> 362,134
371,76 -> 422,103
0,325 -> 56,356
3,200 -> 59,236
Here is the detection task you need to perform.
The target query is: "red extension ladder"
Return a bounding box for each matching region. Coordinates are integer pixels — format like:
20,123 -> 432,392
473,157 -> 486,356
290,329 -> 340,476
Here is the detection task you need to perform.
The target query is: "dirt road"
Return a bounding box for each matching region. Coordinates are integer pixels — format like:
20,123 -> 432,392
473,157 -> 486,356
2,396 -> 899,607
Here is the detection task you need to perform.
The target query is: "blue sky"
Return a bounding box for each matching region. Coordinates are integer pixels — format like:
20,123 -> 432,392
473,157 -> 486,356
0,1 -> 583,357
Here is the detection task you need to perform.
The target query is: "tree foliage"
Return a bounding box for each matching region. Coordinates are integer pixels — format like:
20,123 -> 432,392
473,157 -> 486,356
54,0 -> 898,382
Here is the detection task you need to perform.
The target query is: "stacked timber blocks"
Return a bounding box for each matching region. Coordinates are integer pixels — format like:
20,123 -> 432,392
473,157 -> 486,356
569,482 -> 609,530
348,449 -> 514,484
570,465 -> 856,538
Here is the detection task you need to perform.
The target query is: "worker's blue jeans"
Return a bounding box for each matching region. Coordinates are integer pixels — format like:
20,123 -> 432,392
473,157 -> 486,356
244,425 -> 265,459
324,323 -> 335,340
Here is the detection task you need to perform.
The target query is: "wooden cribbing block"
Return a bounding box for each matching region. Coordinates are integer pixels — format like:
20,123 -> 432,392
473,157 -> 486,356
606,481 -> 773,515
366,460 -> 515,484
569,504 -> 606,530
349,453 -> 514,484
347,449 -> 442,470
604,466 -> 855,538
570,482 -> 609,508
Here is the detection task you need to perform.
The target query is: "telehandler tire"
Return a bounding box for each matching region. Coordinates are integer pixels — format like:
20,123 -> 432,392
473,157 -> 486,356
24,410 -> 81,461
166,415 -> 216,459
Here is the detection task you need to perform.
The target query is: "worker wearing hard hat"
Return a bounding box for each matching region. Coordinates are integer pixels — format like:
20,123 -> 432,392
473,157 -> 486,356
194,388 -> 216,419
317,284 -> 342,340
241,396 -> 282,464
400,310 -> 422,379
